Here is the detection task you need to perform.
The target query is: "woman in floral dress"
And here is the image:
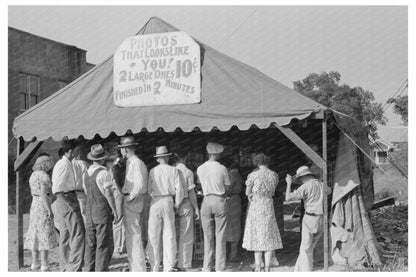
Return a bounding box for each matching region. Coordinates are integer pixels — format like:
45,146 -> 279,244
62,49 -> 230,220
24,154 -> 57,271
242,153 -> 283,272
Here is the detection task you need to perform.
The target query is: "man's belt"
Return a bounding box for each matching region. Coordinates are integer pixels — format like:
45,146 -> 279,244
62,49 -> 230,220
61,190 -> 77,196
32,193 -> 51,197
305,212 -> 322,216
152,195 -> 174,198
204,193 -> 226,198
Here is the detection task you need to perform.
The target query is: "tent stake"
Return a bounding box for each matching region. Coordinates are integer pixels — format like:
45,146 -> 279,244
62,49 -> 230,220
16,137 -> 24,268
322,118 -> 329,271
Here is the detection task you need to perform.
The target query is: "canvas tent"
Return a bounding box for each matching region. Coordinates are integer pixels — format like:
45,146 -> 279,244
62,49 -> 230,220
12,17 -> 381,270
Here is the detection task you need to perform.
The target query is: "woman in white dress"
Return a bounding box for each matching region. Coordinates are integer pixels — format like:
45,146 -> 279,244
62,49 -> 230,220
24,154 -> 57,271
242,153 -> 283,272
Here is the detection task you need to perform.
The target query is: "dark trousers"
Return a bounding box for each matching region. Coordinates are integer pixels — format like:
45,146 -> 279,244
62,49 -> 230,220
84,219 -> 114,271
56,194 -> 85,271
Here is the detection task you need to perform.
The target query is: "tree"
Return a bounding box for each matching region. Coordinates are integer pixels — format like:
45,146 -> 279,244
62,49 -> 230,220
293,71 -> 387,137
387,95 -> 408,125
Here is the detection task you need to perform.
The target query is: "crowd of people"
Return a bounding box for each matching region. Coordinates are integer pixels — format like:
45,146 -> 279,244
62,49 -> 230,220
23,135 -> 330,272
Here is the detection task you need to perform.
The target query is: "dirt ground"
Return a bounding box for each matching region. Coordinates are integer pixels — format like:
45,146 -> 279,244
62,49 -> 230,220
9,205 -> 408,272
7,213 -> 343,272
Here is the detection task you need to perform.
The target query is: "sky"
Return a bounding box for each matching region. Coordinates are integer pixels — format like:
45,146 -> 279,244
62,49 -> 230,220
8,5 -> 408,130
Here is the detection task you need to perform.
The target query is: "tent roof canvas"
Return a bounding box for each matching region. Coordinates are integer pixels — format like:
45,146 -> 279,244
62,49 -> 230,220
13,17 -> 326,141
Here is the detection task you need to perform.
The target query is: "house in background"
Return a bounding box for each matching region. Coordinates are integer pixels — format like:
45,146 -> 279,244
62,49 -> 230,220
370,126 -> 408,165
370,138 -> 395,164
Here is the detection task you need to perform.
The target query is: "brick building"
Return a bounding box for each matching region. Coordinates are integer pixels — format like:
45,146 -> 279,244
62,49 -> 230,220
8,26 -> 94,211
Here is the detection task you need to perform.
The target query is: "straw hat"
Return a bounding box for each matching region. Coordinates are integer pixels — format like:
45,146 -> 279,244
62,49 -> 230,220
206,142 -> 224,154
293,165 -> 316,182
87,144 -> 109,161
117,136 -> 139,148
154,146 -> 172,158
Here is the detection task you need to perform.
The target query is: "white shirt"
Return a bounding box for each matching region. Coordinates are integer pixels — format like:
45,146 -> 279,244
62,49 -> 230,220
52,156 -> 77,194
176,163 -> 195,198
84,165 -> 113,195
122,155 -> 148,201
72,159 -> 89,192
197,161 -> 230,196
148,164 -> 185,207
288,179 -> 332,215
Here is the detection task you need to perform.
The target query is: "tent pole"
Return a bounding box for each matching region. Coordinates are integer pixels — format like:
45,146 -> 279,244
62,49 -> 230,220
322,118 -> 329,271
16,137 -> 24,268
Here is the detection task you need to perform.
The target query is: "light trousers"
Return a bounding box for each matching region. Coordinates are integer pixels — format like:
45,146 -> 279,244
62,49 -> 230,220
123,196 -> 146,271
76,191 -> 87,226
113,191 -> 126,254
294,214 -> 323,271
148,197 -> 177,272
176,199 -> 194,269
200,195 -> 228,272
55,194 -> 85,272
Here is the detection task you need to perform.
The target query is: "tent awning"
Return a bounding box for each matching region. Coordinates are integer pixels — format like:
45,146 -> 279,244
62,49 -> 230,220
13,17 -> 325,141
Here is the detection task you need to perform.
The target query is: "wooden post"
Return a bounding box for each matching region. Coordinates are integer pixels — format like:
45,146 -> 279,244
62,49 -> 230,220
322,118 -> 329,271
275,124 -> 325,169
16,137 -> 24,268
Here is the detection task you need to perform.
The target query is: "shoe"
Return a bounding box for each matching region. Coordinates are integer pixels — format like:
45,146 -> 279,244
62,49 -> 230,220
270,257 -> 280,267
41,265 -> 49,272
30,264 -> 41,271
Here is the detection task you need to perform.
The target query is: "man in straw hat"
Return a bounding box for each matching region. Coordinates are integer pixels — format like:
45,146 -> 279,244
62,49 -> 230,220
83,144 -> 117,271
197,142 -> 231,272
147,146 -> 185,271
118,136 -> 148,271
52,140 -> 85,271
285,165 -> 331,271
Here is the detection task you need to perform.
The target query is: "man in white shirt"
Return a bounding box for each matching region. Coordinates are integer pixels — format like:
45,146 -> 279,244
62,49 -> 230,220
52,140 -> 85,271
83,144 -> 117,271
285,165 -> 332,271
197,142 -> 231,272
172,150 -> 200,271
72,145 -> 89,225
147,146 -> 185,272
118,136 -> 148,271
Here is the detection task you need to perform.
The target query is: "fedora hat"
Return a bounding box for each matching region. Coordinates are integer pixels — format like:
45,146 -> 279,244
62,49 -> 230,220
293,165 -> 316,182
154,146 -> 172,158
87,144 -> 109,161
117,136 -> 139,148
206,142 -> 224,154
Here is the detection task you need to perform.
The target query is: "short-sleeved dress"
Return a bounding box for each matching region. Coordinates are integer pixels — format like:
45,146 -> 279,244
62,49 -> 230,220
24,170 -> 58,251
242,168 -> 283,251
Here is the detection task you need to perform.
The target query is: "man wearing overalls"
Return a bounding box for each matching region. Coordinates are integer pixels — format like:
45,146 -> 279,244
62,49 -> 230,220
83,144 -> 117,271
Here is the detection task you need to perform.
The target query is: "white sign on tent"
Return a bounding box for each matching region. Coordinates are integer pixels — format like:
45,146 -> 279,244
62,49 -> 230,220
113,31 -> 201,107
